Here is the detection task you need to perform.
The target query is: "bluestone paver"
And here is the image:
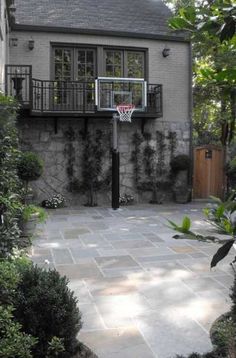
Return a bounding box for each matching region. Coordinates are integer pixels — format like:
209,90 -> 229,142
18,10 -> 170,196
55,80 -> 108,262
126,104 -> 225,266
31,202 -> 235,358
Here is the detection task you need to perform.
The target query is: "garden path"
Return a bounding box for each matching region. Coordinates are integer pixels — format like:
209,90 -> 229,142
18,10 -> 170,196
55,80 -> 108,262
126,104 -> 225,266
31,202 -> 235,358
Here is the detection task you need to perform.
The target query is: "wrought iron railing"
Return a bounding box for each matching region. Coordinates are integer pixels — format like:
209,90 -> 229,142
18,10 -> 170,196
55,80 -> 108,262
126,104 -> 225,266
5,66 -> 163,116
32,79 -> 96,113
5,65 -> 32,106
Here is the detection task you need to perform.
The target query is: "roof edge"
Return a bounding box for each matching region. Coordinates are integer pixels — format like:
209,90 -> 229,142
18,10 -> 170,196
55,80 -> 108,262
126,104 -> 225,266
12,24 -> 190,42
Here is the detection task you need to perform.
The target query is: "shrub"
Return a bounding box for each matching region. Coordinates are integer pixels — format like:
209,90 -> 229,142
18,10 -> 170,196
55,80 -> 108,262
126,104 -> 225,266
0,259 -> 20,304
14,265 -> 82,358
170,154 -> 191,172
0,96 -> 23,256
0,305 -> 37,358
17,152 -> 43,183
231,274 -> 236,323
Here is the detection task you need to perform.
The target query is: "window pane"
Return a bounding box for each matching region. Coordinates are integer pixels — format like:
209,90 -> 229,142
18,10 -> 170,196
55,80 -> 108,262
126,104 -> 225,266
87,51 -> 94,64
127,52 -> 144,78
86,65 -> 94,78
114,66 -> 122,77
78,64 -> 85,77
106,51 -> 113,65
106,65 -> 114,77
64,50 -> 71,63
78,50 -> 85,64
114,52 -> 122,65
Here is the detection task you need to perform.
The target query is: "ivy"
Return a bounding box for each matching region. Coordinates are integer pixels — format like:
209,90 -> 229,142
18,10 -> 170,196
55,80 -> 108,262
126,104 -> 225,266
64,127 -> 76,192
131,132 -> 144,187
72,130 -> 111,206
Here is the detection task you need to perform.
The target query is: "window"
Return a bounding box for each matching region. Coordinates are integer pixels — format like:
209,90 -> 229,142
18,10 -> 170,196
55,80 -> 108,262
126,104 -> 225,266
104,49 -> 145,78
53,47 -> 96,81
52,47 -> 96,110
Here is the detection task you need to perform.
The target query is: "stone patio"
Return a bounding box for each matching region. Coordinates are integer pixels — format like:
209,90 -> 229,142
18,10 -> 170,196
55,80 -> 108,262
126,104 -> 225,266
31,202 -> 235,358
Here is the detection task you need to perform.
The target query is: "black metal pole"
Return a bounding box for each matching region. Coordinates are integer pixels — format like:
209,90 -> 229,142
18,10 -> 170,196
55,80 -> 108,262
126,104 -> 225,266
112,114 -> 120,209
112,150 -> 120,209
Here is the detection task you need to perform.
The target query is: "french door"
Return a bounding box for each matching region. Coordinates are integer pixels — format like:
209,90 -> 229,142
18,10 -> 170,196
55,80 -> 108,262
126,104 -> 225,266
52,47 -> 96,111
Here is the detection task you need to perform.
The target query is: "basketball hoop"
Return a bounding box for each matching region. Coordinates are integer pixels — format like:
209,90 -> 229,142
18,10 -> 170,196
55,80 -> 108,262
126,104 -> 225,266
116,104 -> 135,122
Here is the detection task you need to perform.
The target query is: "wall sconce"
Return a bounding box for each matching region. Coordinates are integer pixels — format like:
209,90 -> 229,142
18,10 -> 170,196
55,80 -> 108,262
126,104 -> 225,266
9,38 -> 18,47
28,40 -> 35,50
162,47 -> 170,57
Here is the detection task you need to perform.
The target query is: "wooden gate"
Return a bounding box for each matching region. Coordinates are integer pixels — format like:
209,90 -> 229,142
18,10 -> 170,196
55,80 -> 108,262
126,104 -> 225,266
193,145 -> 225,199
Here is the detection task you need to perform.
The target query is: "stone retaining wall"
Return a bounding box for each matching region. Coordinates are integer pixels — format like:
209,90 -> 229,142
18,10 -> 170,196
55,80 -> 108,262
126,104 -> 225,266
18,116 -> 190,205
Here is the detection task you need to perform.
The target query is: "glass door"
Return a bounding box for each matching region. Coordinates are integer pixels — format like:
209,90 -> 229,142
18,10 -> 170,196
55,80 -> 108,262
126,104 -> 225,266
74,49 -> 96,111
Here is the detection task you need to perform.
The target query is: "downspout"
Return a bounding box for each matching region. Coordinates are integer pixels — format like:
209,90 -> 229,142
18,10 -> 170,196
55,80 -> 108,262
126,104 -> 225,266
188,41 -> 193,199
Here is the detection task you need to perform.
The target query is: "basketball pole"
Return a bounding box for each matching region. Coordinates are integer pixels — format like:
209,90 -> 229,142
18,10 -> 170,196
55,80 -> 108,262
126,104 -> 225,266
112,113 -> 120,210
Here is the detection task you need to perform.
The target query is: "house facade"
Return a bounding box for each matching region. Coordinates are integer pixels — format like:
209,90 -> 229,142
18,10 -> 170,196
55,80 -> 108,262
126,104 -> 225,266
3,0 -> 192,205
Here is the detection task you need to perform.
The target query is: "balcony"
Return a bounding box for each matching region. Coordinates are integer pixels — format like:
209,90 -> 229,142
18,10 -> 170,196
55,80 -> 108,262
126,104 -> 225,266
5,65 -> 163,118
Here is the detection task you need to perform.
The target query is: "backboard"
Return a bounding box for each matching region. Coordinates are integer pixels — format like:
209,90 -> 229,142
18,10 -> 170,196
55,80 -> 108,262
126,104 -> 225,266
95,77 -> 147,112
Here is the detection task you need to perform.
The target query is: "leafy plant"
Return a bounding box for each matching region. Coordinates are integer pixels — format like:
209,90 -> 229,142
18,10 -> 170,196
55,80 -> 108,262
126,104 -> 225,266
17,152 -> 43,201
167,213 -> 236,268
167,216 -> 194,235
0,305 -> 37,358
22,205 -> 47,223
203,193 -> 236,235
17,152 -> 43,183
0,96 -> 23,256
46,337 -> 65,358
211,314 -> 236,358
14,265 -> 82,358
0,259 -> 20,305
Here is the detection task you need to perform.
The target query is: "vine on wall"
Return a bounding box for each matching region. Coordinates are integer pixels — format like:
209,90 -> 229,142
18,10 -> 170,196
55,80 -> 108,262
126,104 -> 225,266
131,130 -> 178,202
64,127 -> 76,192
71,129 -> 111,206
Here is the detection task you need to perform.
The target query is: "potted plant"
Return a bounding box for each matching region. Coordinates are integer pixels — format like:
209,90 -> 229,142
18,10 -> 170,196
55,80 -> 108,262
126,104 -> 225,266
170,154 -> 191,203
17,151 -> 43,203
20,204 -> 47,240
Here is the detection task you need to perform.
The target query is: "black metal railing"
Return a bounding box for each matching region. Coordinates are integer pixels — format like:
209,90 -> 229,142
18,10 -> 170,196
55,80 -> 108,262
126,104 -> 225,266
5,65 -> 32,106
32,79 -> 96,113
5,66 -> 163,117
147,84 -> 163,116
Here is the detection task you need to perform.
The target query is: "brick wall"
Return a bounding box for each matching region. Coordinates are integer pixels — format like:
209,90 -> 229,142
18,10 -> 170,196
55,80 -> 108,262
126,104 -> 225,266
9,31 -> 191,123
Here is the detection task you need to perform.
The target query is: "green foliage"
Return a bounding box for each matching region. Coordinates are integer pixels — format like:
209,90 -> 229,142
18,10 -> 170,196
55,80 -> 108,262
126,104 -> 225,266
22,205 -> 47,223
169,0 -> 236,145
14,265 -> 82,358
17,152 -> 43,183
170,154 -> 191,172
231,275 -> 236,323
74,130 -> 110,206
46,337 -> 65,358
167,216 -> 195,235
211,314 -> 236,357
168,194 -> 236,267
0,305 -> 37,358
0,260 -> 20,305
203,193 -> 236,235
131,132 -> 144,187
0,98 -> 24,257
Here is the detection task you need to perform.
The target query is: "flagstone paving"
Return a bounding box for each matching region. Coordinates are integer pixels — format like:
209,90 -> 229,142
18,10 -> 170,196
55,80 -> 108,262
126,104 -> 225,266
31,202 -> 236,358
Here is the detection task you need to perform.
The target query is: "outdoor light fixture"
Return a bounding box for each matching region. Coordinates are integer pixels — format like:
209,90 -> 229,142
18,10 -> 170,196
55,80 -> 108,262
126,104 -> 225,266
10,38 -> 18,47
162,47 -> 170,57
28,40 -> 34,50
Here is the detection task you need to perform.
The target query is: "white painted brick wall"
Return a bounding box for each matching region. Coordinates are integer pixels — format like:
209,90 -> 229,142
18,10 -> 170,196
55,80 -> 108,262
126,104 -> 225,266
0,0 -> 9,92
9,31 -> 191,122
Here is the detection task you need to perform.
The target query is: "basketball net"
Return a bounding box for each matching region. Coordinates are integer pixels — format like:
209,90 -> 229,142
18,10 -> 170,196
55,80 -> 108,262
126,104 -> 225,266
116,104 -> 135,122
